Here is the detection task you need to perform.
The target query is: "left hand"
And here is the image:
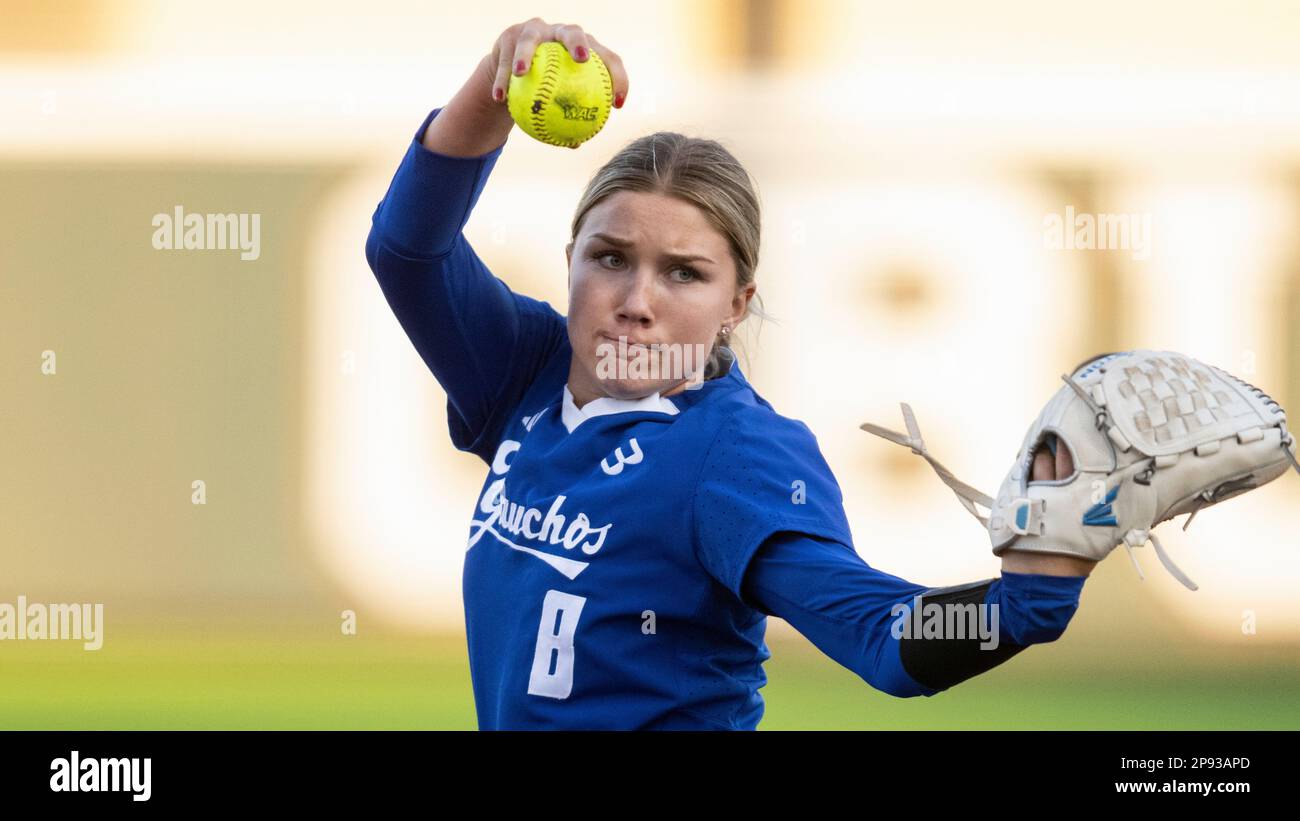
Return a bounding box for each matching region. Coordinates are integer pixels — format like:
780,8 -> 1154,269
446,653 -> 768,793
1000,435 -> 1098,576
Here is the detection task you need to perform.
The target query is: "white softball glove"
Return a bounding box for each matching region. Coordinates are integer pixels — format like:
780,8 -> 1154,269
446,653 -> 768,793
861,350 -> 1300,590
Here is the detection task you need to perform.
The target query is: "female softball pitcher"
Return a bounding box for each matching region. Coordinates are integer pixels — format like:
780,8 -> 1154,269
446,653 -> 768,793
365,18 -> 1092,730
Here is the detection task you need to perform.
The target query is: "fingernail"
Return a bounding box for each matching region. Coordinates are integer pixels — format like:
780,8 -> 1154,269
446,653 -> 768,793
515,60 -> 527,74
493,87 -> 504,102
575,46 -> 588,61
614,93 -> 625,108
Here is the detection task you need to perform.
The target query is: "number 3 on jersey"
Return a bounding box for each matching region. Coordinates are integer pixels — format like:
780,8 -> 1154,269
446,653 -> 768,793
527,590 -> 587,699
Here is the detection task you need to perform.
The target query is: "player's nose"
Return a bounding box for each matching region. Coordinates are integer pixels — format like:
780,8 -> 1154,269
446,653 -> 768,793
614,268 -> 656,324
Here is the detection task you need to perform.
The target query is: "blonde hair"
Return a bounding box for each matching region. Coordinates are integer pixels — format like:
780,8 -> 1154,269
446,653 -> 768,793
570,131 -> 771,376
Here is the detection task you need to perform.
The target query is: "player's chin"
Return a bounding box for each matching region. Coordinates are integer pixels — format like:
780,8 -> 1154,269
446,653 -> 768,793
597,376 -> 676,401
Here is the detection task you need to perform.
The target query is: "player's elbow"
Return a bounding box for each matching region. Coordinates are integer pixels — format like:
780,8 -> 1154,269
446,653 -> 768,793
855,639 -> 942,699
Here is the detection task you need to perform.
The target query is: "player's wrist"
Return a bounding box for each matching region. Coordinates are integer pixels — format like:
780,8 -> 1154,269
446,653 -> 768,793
421,61 -> 514,158
999,549 -> 1096,577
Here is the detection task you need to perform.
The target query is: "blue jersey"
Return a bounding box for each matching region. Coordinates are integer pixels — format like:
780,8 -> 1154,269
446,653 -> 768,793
367,107 -> 1087,729
456,344 -> 863,729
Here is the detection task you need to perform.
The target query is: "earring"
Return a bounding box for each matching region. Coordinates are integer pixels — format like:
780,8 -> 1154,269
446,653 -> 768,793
720,325 -> 731,338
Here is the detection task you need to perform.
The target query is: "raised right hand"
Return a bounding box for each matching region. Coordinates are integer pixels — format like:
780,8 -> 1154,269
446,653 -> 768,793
482,17 -> 629,110
423,17 -> 629,158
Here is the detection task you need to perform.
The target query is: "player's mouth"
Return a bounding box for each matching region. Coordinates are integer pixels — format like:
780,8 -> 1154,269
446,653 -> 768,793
599,332 -> 655,351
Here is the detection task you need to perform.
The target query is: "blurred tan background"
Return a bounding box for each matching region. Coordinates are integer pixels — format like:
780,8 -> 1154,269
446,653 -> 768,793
1,0 -> 1297,728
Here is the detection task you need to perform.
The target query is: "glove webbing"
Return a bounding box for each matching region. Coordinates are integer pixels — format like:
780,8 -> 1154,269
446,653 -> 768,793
860,403 -> 994,527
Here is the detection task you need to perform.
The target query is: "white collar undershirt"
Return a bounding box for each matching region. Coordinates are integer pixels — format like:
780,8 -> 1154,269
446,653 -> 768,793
560,385 -> 680,433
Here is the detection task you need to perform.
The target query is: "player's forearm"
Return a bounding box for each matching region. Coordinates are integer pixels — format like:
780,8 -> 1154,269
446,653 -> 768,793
421,55 -> 515,158
364,104 -> 542,450
742,532 -> 1088,698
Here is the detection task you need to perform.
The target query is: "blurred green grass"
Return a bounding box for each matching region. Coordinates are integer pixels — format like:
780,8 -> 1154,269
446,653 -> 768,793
2,627 -> 1296,730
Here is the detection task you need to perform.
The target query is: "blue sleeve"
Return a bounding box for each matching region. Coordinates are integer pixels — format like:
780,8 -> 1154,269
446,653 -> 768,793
365,107 -> 568,464
740,532 -> 1086,698
985,570 -> 1087,646
692,413 -> 856,601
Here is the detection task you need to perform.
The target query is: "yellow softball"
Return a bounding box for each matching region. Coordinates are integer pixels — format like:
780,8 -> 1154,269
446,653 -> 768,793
508,42 -> 613,149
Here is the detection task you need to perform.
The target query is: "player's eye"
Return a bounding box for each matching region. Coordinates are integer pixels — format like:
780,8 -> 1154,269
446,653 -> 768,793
593,250 -> 624,268
591,251 -> 699,282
